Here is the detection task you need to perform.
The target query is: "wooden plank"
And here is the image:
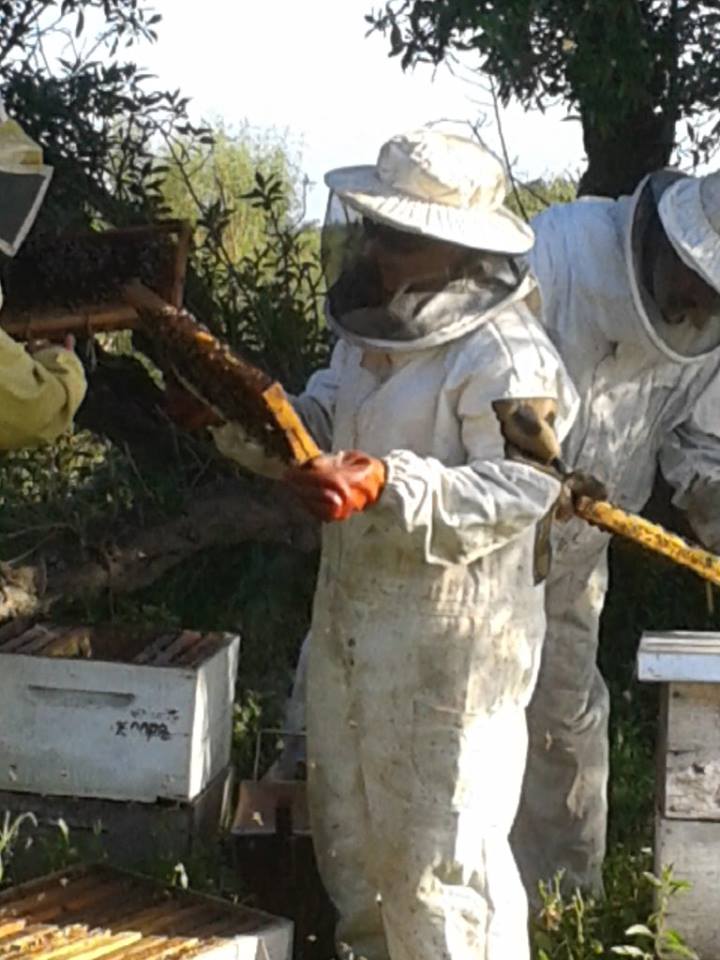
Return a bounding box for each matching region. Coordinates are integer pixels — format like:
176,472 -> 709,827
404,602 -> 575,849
655,816 -> 720,959
638,631 -> 720,683
661,683 -> 720,820
232,781 -> 310,836
1,303 -> 139,340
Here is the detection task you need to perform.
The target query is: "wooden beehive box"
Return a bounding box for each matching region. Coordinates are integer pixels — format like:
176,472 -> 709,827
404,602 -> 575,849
638,631 -> 720,958
0,863 -> 292,960
0,623 -> 240,804
0,765 -> 235,880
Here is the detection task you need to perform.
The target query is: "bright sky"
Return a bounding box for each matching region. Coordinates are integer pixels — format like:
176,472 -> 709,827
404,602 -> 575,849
138,0 -> 585,222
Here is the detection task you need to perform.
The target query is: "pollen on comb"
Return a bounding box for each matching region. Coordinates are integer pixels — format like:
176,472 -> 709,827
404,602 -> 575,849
0,864 -> 291,960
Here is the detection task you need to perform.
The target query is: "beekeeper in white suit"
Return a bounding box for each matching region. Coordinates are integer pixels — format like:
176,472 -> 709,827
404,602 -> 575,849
0,95 -> 86,449
211,127 -> 591,960
268,164 -> 720,906
511,168 -> 720,900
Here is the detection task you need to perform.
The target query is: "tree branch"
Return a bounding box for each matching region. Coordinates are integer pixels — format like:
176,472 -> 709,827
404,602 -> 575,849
0,0 -> 45,66
0,479 -> 318,622
487,76 -> 529,222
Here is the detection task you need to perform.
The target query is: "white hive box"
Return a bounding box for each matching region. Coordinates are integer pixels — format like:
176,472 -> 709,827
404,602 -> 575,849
638,631 -> 720,959
0,623 -> 240,803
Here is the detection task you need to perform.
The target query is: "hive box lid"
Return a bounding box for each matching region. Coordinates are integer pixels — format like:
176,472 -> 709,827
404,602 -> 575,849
638,631 -> 720,684
0,863 -> 292,960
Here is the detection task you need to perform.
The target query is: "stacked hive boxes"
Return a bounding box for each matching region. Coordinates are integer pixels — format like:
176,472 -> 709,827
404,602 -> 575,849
0,623 -> 240,869
638,631 -> 720,959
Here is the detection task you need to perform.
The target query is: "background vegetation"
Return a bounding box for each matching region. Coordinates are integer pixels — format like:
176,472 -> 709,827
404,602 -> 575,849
0,3 -> 718,957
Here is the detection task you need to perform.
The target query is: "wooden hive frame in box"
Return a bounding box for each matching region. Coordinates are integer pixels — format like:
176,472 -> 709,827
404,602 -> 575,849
0,862 -> 292,960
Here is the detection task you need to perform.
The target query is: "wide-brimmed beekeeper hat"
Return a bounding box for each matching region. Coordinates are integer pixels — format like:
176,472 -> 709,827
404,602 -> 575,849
324,127 -> 534,255
657,170 -> 720,294
0,95 -> 54,258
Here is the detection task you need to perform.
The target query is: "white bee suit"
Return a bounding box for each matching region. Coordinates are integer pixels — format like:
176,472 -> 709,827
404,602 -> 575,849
300,278 -> 578,960
513,171 -> 720,898
215,127 -> 580,959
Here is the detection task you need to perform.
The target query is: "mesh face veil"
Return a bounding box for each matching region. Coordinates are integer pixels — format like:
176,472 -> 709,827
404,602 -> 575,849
321,192 -> 529,346
631,174 -> 720,360
0,100 -> 53,258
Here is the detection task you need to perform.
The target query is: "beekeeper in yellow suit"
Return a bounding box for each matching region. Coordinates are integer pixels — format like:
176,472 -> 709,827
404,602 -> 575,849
0,96 -> 86,450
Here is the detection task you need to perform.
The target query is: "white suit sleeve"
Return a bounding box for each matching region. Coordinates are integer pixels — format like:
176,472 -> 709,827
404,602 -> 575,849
660,378 -> 720,551
374,313 -> 579,566
290,340 -> 348,451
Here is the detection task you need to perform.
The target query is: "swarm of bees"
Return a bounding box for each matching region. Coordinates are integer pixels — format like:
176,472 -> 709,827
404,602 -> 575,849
0,230 -> 173,314
0,222 -> 320,469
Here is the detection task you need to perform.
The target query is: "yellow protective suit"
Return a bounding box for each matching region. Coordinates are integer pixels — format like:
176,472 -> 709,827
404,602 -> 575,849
0,326 -> 87,450
0,99 -> 86,450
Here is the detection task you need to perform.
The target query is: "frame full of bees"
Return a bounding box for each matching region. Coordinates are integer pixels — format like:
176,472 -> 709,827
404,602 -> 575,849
0,220 -> 320,467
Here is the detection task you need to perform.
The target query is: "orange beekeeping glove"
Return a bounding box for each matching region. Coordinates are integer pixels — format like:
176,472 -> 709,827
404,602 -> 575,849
285,451 -> 387,522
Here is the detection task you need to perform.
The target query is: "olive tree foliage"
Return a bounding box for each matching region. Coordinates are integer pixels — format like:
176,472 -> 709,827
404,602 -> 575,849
161,125 -> 299,263
0,1 -> 213,229
507,176 -> 577,220
159,125 -> 326,390
368,1 -> 720,198
0,2 -> 327,387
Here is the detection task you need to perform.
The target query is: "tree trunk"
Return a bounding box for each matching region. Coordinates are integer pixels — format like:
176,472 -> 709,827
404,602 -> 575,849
578,107 -> 676,199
